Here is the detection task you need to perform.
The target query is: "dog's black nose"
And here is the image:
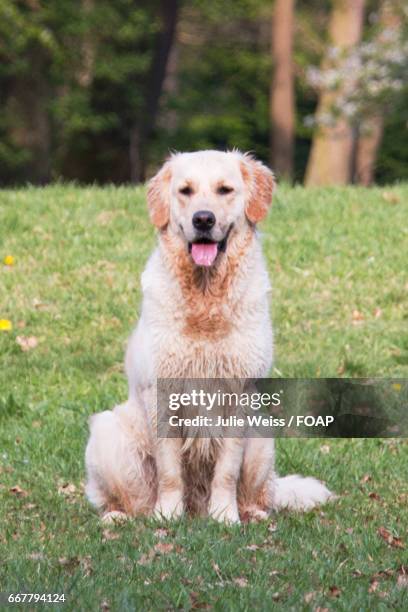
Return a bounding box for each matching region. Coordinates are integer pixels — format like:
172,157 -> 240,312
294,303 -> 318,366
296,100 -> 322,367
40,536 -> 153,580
192,210 -> 216,231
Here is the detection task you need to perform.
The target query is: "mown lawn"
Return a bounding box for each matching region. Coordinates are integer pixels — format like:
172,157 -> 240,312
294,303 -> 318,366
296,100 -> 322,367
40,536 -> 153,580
0,184 -> 407,611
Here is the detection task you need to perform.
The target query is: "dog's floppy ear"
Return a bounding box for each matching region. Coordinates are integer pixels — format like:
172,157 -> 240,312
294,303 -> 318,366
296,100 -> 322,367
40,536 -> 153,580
147,161 -> 172,228
240,155 -> 275,224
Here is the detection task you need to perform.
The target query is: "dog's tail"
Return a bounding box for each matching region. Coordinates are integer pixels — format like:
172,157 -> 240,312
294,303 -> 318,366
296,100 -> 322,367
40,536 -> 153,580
272,474 -> 335,511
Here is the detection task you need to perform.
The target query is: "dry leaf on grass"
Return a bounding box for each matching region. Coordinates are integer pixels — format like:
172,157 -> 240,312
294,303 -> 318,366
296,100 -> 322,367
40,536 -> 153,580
58,557 -> 80,572
81,556 -> 93,577
9,485 -> 28,497
328,585 -> 341,598
154,542 -> 174,554
304,591 -> 316,603
377,526 -> 404,549
397,574 -> 408,589
102,530 -> 120,542
27,552 -> 45,561
233,577 -> 248,588
16,336 -> 38,352
58,482 -> 77,497
382,191 -> 400,204
352,309 -> 365,325
138,541 -> 178,566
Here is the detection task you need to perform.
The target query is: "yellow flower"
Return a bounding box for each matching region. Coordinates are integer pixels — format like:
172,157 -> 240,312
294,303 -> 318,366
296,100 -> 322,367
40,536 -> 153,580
0,319 -> 12,331
392,383 -> 402,392
4,255 -> 14,266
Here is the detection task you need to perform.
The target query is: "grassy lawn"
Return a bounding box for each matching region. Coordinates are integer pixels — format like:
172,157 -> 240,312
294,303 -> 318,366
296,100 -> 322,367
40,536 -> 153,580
0,184 -> 407,611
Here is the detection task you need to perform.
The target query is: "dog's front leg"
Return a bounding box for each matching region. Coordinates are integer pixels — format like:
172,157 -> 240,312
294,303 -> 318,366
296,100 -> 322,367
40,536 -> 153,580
154,438 -> 184,520
209,438 -> 244,524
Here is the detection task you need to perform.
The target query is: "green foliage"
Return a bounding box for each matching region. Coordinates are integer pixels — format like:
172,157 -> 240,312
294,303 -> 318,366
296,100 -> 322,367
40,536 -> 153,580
0,0 -> 407,184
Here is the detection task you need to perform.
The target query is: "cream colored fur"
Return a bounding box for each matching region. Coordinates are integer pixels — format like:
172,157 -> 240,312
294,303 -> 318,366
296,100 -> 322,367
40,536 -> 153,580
85,150 -> 333,524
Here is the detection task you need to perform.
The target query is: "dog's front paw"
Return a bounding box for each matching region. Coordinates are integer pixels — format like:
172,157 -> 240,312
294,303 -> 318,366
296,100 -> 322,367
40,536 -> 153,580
240,505 -> 269,523
154,492 -> 184,520
209,497 -> 240,524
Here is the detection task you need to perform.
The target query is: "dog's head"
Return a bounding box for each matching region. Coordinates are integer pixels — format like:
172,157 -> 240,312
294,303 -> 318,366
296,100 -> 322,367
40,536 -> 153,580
147,150 -> 275,267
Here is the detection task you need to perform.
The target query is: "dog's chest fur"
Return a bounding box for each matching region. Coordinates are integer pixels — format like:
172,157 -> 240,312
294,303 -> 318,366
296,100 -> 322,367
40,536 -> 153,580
139,234 -> 273,380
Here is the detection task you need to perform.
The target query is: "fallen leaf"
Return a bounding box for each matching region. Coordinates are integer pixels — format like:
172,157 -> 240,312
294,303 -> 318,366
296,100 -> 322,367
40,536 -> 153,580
360,474 -> 372,484
374,308 -> 382,318
154,528 -> 169,539
233,577 -> 248,587
9,485 -> 28,497
154,542 -> 174,554
245,544 -> 259,551
328,585 -> 341,598
100,601 -> 110,611
378,526 -> 404,549
16,336 -> 38,352
58,557 -> 80,572
268,521 -> 278,533
28,552 -> 45,561
397,574 -> 408,589
304,591 -> 316,603
320,444 -> 330,454
137,553 -> 152,566
382,191 -> 400,204
81,555 -> 93,577
58,482 -> 77,497
369,579 -> 379,593
102,529 -> 120,542
352,309 -> 364,325
368,492 -> 381,501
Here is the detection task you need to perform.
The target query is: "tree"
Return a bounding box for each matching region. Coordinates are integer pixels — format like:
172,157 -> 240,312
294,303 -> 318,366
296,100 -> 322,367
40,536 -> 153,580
355,0 -> 401,185
130,0 -> 179,183
305,0 -> 365,186
270,0 -> 295,179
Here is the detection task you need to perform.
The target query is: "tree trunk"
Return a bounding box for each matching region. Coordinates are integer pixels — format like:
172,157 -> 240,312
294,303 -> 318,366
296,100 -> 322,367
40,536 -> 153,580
9,46 -> 51,184
130,0 -> 179,183
355,0 -> 400,186
270,0 -> 295,180
305,0 -> 365,186
355,115 -> 384,186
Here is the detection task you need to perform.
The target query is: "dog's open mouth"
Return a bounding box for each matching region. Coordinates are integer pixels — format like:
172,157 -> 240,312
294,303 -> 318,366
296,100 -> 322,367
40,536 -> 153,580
188,226 -> 232,267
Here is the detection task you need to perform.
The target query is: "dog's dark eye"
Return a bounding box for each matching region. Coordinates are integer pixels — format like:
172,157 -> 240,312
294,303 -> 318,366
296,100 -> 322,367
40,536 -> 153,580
179,185 -> 193,196
217,185 -> 234,195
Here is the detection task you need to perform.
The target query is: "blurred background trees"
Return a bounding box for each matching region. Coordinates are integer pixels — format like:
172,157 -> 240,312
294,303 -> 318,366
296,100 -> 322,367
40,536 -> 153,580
0,0 -> 406,186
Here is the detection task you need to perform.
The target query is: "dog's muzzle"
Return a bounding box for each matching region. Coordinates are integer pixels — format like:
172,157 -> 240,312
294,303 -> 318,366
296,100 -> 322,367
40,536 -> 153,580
188,224 -> 233,267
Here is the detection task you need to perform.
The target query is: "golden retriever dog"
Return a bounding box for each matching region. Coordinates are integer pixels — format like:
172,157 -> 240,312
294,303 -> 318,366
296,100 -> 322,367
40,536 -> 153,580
85,150 -> 333,524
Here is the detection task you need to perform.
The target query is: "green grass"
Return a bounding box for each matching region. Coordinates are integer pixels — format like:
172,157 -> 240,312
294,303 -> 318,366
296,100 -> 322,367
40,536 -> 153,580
0,184 -> 407,611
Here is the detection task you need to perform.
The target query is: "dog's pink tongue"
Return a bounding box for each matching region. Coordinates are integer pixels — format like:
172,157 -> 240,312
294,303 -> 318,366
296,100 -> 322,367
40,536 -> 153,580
191,242 -> 218,266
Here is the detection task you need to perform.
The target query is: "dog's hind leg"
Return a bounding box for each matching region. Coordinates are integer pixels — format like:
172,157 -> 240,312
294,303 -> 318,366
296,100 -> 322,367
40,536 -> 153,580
85,400 -> 157,520
238,437 -> 276,522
